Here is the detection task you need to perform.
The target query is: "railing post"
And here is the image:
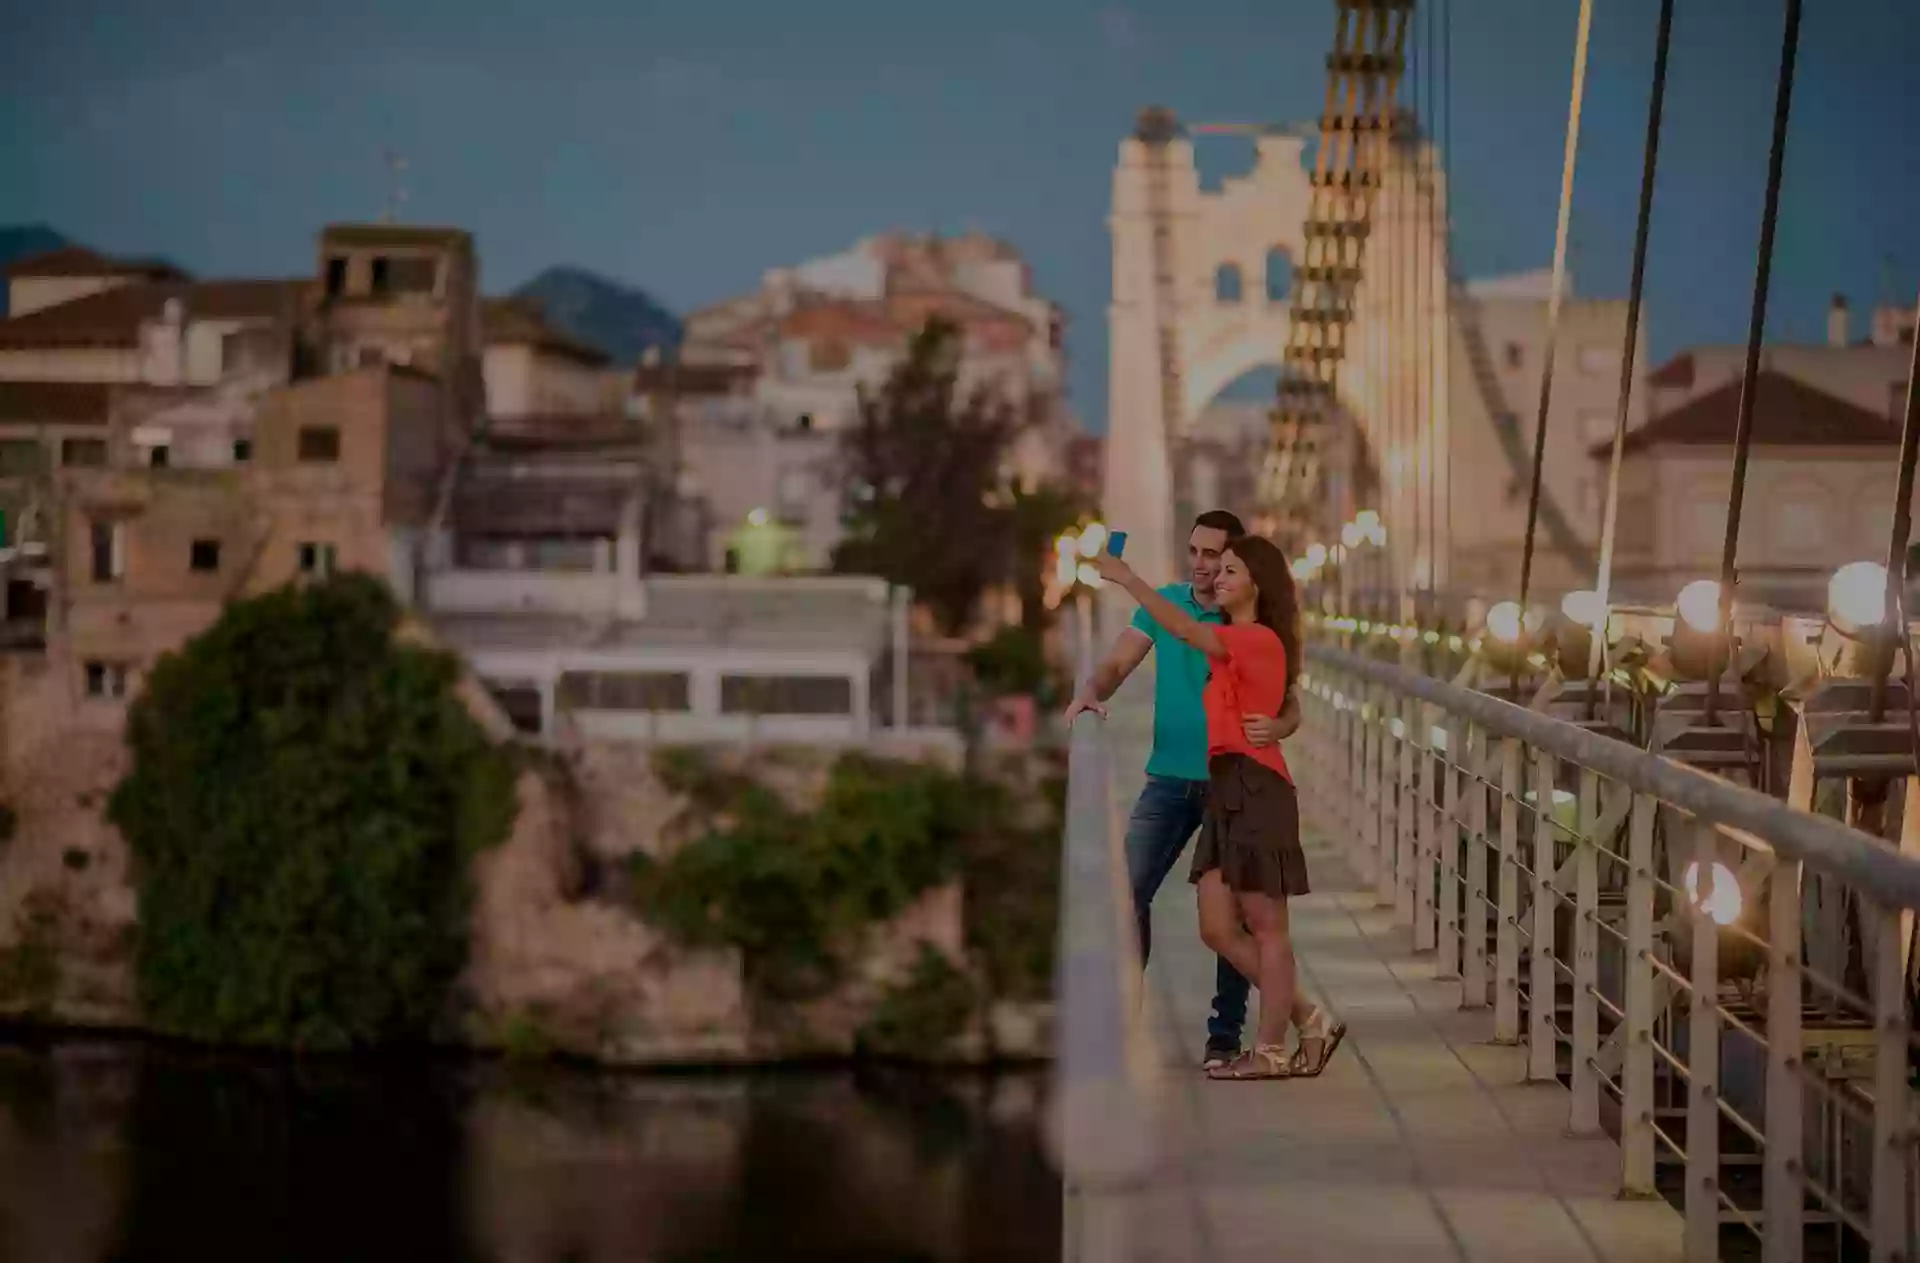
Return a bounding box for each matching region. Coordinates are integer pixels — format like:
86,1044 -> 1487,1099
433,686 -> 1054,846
1464,723 -> 1491,1010
1496,739 -> 1522,1044
1762,855 -> 1802,1263
1870,894 -> 1910,1263
1361,687 -> 1381,885
1377,690 -> 1398,908
1529,747 -> 1559,1081
1685,820 -> 1722,1262
1437,718 -> 1462,979
1570,767 -> 1601,1133
1398,693 -> 1419,929
1415,704 -> 1439,953
1622,791 -> 1658,1198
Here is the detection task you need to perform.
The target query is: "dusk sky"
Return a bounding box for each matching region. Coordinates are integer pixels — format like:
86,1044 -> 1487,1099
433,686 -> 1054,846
4,0 -> 1916,430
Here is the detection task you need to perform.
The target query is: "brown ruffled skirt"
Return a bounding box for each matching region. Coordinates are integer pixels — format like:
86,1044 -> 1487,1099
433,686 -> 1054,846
1188,753 -> 1311,898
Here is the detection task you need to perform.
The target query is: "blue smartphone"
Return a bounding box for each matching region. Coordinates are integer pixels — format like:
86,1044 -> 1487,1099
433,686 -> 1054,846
1107,530 -> 1128,557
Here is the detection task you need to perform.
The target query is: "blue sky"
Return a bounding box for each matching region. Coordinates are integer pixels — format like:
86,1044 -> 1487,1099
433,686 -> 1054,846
2,0 -> 1915,431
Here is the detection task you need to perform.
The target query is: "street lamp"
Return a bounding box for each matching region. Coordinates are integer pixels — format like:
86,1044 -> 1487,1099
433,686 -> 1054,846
1055,521 -> 1108,682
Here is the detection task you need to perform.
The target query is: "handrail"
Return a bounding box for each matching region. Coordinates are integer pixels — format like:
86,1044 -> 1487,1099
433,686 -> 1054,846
1051,710 -> 1156,1256
1306,642 -> 1920,909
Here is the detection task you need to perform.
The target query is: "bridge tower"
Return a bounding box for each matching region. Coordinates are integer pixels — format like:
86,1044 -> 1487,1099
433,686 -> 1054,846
1104,109 -> 1315,582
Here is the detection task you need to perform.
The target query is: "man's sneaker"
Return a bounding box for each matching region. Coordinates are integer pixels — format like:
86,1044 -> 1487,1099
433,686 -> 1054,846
1201,1040 -> 1240,1072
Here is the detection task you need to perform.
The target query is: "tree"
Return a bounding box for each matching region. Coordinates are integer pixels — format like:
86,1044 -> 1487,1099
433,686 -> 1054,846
107,574 -> 517,1050
833,318 -> 1026,634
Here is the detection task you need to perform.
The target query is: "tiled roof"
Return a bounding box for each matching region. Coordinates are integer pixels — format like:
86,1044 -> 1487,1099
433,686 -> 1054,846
0,278 -> 307,350
481,298 -> 609,366
1594,370 -> 1898,457
4,245 -> 189,282
0,380 -> 113,424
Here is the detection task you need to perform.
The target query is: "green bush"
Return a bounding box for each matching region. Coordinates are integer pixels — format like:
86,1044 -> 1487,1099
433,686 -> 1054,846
107,574 -> 518,1050
632,749 -> 989,1000
964,625 -> 1054,701
0,892 -> 63,1017
857,947 -> 979,1057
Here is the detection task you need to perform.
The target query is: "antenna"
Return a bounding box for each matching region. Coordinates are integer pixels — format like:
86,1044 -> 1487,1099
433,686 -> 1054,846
381,147 -> 410,224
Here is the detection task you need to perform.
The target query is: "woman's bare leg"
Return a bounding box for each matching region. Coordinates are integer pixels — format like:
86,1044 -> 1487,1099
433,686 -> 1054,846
1236,891 -> 1298,1051
1196,871 -> 1262,982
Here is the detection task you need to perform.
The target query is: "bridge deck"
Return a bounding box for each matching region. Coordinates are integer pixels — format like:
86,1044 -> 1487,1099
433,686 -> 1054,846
1104,691 -> 1685,1262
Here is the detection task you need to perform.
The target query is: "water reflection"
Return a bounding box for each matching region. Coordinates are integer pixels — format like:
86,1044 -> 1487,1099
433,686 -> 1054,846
0,1031 -> 1059,1262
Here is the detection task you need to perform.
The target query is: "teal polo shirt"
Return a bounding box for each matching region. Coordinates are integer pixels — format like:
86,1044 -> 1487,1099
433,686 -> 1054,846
1129,583 -> 1225,782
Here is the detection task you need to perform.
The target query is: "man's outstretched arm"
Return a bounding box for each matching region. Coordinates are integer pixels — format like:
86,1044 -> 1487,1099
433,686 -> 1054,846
1064,628 -> 1152,721
1242,691 -> 1303,747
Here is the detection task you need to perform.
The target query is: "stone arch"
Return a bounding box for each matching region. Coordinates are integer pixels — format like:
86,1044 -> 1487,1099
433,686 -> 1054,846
1215,263 -> 1244,305
1265,247 -> 1293,303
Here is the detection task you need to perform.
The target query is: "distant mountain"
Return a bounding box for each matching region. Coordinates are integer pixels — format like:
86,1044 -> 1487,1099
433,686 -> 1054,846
0,225 -> 70,315
511,266 -> 682,366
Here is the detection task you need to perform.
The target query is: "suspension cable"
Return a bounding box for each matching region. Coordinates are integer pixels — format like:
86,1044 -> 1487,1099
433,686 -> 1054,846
1585,0 -> 1677,716
1421,0 -> 1438,607
1869,290 -> 1920,725
1440,0 -> 1453,603
1704,0 -> 1804,726
1514,0 -> 1595,673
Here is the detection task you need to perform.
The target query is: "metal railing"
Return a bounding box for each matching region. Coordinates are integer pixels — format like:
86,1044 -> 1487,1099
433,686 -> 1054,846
1051,710 -> 1158,1262
1297,642 -> 1920,1262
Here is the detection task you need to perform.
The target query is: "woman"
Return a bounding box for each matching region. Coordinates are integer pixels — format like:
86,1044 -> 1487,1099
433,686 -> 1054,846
1095,534 -> 1345,1081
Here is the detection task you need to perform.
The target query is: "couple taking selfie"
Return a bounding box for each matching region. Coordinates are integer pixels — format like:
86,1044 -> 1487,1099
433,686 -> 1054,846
1063,510 -> 1346,1081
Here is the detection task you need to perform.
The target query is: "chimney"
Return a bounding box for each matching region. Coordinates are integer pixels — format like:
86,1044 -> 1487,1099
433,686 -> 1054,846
1827,293 -> 1849,348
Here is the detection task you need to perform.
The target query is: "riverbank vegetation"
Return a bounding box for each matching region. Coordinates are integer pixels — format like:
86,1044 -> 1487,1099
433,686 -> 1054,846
107,575 -> 518,1051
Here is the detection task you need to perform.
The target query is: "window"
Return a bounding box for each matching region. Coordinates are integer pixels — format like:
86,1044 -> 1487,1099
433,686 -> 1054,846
89,520 -> 122,583
555,671 -> 691,712
148,445 -> 170,469
61,438 -> 107,467
324,256 -> 348,297
232,438 -> 252,463
776,468 -> 810,514
298,542 -> 338,577
1503,342 -> 1524,371
386,256 -> 437,293
0,440 -> 42,477
297,426 -> 341,462
1214,263 -> 1244,305
1577,344 -> 1621,375
720,674 -> 853,716
189,539 -> 221,572
485,682 -> 545,733
1264,248 -> 1293,303
369,256 -> 392,295
84,661 -> 129,699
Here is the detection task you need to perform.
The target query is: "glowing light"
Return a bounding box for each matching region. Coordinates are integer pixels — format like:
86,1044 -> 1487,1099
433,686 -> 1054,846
1561,589 -> 1606,627
1077,522 -> 1108,557
1486,601 -> 1525,643
1676,579 -> 1722,634
747,507 -> 769,528
1828,560 -> 1888,634
1429,726 -> 1449,751
1055,553 -> 1078,586
1355,510 -> 1380,530
1683,861 -> 1743,927
1388,717 -> 1407,739
1448,635 -> 1465,652
1341,522 -> 1364,549
1075,563 -> 1104,588
1054,532 -> 1078,557
1291,557 -> 1314,580
1305,542 -> 1328,569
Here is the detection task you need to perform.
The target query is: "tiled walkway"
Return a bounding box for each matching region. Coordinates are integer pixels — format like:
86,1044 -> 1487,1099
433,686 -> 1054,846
1102,688 -> 1684,1262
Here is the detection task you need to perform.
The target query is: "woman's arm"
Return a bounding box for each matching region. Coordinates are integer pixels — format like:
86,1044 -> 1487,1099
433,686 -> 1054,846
1092,552 -> 1227,657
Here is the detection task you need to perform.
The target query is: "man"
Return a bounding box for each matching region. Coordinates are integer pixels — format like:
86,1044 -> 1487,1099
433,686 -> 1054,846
1064,509 -> 1305,1070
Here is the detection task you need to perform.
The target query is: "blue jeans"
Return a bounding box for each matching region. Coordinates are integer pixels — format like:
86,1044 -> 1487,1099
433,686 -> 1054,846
1123,774 -> 1251,1048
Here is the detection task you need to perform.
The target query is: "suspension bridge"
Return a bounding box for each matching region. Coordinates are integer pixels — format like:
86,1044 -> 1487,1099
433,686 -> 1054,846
1059,1 -> 1920,1260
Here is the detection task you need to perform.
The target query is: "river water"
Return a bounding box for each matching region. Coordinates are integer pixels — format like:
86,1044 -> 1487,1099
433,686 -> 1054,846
0,1032 -> 1061,1262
